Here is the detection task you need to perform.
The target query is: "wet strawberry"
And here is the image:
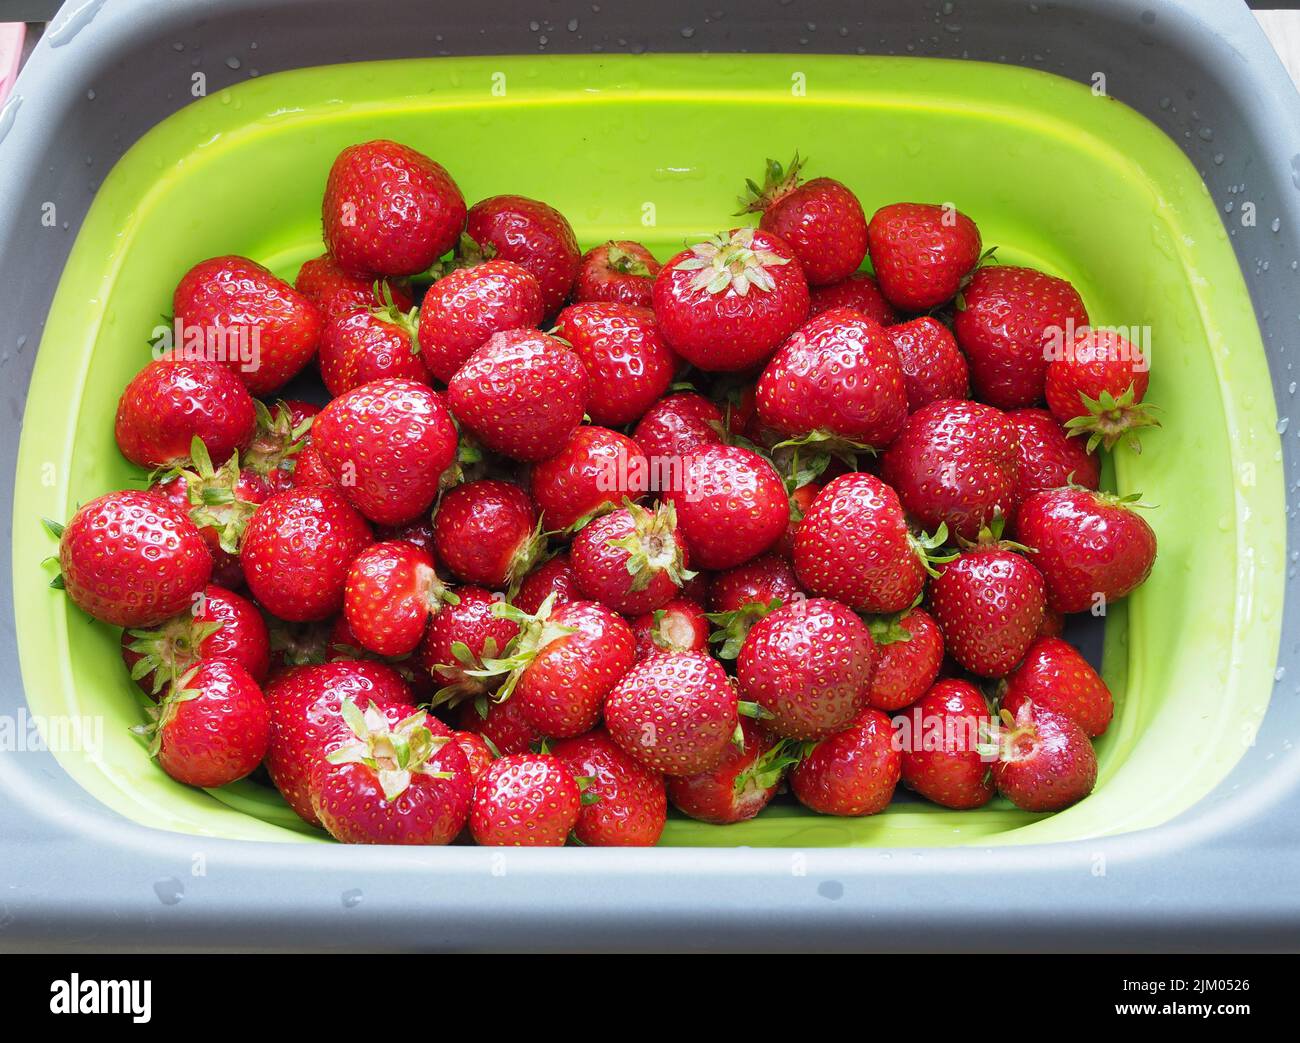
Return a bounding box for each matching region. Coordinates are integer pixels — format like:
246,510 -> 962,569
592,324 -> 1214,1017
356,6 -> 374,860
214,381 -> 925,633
1007,407 -> 1100,505
1045,326 -> 1159,451
994,700 -> 1097,812
774,479 -> 821,560
432,479 -> 546,591
418,259 -> 544,382
809,271 -> 897,326
451,730 -> 496,782
570,501 -> 693,616
573,240 -> 661,308
1000,636 -> 1113,737
420,586 -> 520,707
552,729 -> 667,846
457,695 -> 541,756
885,317 -> 971,412
342,540 -> 454,657
668,444 -> 788,570
317,300 -> 429,397
867,202 -> 982,311
553,302 -> 678,426
630,598 -> 710,659
632,391 -> 724,462
898,679 -> 995,809
469,753 -> 581,846
513,554 -> 581,616
464,195 -> 581,315
789,708 -> 901,816
243,399 -> 316,495
294,253 -> 413,322
530,425 -> 648,532
864,606 -> 945,711
667,717 -> 789,824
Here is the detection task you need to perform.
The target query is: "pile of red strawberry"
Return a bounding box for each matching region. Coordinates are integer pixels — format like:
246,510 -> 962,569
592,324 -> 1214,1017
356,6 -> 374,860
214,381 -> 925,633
48,141 -> 1160,845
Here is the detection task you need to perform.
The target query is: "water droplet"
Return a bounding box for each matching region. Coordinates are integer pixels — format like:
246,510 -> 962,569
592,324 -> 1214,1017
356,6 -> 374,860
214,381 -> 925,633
86,88 -> 96,100
225,56 -> 242,69
172,41 -> 184,51
341,888 -> 363,909
1272,218 -> 1282,233
153,878 -> 184,905
567,17 -> 578,31
1213,153 -> 1224,165
1278,417 -> 1291,434
1275,666 -> 1286,682
1198,127 -> 1213,142
0,94 -> 22,147
48,0 -> 108,47
681,26 -> 696,38
817,880 -> 844,900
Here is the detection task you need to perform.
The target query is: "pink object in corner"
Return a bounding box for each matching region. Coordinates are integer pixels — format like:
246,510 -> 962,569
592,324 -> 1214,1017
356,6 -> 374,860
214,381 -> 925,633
0,23 -> 26,106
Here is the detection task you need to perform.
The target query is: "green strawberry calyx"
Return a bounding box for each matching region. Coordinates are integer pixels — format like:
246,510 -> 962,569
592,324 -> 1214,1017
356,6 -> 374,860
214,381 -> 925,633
958,513 -> 1035,555
732,737 -> 805,795
908,523 -> 959,578
428,635 -> 506,709
325,698 -> 454,802
243,399 -> 311,481
604,500 -> 696,595
504,516 -> 554,599
706,598 -> 784,660
155,437 -> 260,555
1063,381 -> 1162,454
772,429 -> 875,472
735,152 -> 806,215
465,593 -> 578,705
124,614 -> 225,697
605,243 -> 653,277
370,281 -> 423,353
674,228 -> 791,297
130,665 -> 207,758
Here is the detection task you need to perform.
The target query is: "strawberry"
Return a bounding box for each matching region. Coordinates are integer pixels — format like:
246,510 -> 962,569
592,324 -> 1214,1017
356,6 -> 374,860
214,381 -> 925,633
737,596 -> 875,739
457,695 -> 541,756
864,606 -> 945,711
881,399 -> 1020,541
604,650 -> 739,776
1037,606 -> 1065,638
866,202 -> 982,311
375,517 -> 438,556
490,597 -> 637,738
317,299 -> 429,398
993,699 -> 1097,811
552,729 -> 667,846
451,730 -> 496,782
898,679 -> 995,809
668,444 -> 788,570
666,717 -> 789,824
52,491 -> 212,628
241,487 -> 373,621
953,265 -> 1089,410
1015,487 -> 1157,613
632,391 -> 724,461
1006,410 -> 1099,518
570,501 -> 693,615
243,399 -> 316,495
342,540 -> 454,657
121,584 -> 271,697
574,240 -> 661,308
792,473 -> 941,614
756,307 -> 908,453
313,378 -> 458,526
417,259 -> 544,383
264,660 -> 415,823
789,707 -> 901,816
323,139 -> 466,276
115,358 -> 256,470
1000,636 -> 1113,737
1045,326 -> 1159,451
513,554 -> 581,616
464,195 -> 581,315
294,253 -> 413,322
469,753 -> 581,846
885,317 -> 970,412
290,444 -> 339,490
774,479 -> 821,559
553,302 -> 679,426
928,526 -> 1046,678
448,329 -> 590,462
310,700 -> 472,844
738,154 -> 868,286
653,227 -> 810,371
530,425 -> 648,532
809,271 -> 897,326
630,598 -> 710,659
432,479 -> 546,591
172,255 -> 324,396
420,586 -> 520,706
705,552 -> 802,658
136,658 -> 270,788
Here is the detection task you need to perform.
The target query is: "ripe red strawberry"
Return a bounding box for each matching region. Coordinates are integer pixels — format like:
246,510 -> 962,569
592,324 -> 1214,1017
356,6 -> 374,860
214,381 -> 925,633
667,717 -> 789,824
668,444 -> 788,570
885,317 -> 971,412
993,699 -> 1097,811
774,479 -> 821,560
317,301 -> 429,398
469,753 -> 582,846
898,679 -> 995,809
342,540 -> 454,657
1045,326 -> 1159,451
630,599 -> 710,659
290,444 -> 338,490
265,660 -> 414,823
604,650 -> 739,775
138,658 -> 270,788
706,552 -> 803,657
310,700 -> 472,845
243,399 -> 316,495
1000,636 -> 1113,737
1037,606 -> 1065,638
53,491 -> 212,628
122,583 -> 271,697
530,425 -> 648,532
789,707 -> 901,816
432,479 -> 546,591
456,695 -> 541,756
172,255 -> 324,396
376,517 -> 437,555
928,530 -> 1046,678
738,154 -> 868,286
464,195 -> 581,315
864,606 -> 945,711
419,586 -> 520,705
552,729 -> 667,846
294,253 -> 413,323
448,329 -> 590,462
756,307 -> 908,453
115,358 -> 256,470
313,378 -> 458,526
574,240 -> 661,308
1015,487 -> 1157,613
513,554 -> 581,616
570,501 -> 693,616
241,487 -> 373,621
553,302 -> 678,426
866,202 -> 982,312
451,730 -> 495,782
809,271 -> 897,326
881,399 -> 1020,541
632,391 -> 724,461
1007,407 -> 1100,504
323,140 -> 466,276
417,259 -> 545,382
792,473 -> 939,614
737,596 -> 875,739
653,227 -> 810,371
953,265 -> 1089,410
